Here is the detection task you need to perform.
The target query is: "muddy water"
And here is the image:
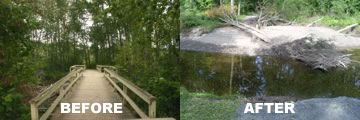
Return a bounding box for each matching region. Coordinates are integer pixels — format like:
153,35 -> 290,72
180,51 -> 360,98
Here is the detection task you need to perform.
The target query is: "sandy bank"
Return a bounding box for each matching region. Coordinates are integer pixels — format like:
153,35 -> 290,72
181,25 -> 360,55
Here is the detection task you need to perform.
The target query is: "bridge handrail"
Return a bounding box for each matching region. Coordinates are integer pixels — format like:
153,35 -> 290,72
29,65 -> 85,120
96,65 -> 117,72
97,65 -> 156,118
104,68 -> 156,103
70,65 -> 86,72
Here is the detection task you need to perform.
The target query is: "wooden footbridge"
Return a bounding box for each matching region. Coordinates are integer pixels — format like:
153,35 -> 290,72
29,65 -> 174,120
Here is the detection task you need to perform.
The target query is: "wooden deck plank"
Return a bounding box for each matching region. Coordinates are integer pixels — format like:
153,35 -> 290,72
51,70 -> 137,119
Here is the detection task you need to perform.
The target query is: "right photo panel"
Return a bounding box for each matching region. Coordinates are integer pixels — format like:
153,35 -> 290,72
180,0 -> 360,120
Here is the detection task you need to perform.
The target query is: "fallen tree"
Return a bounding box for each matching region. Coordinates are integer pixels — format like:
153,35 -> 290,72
221,14 -> 271,43
337,24 -> 358,33
265,34 -> 351,71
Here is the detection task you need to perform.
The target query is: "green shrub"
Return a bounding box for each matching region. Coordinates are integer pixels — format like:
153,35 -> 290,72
195,0 -> 214,10
180,87 -> 243,120
207,5 -> 233,20
321,16 -> 359,28
266,0 -> 315,20
180,9 -> 203,28
180,8 -> 224,32
0,88 -> 30,119
0,0 -> 38,119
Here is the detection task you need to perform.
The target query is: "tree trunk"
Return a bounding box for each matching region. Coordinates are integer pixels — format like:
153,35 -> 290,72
237,0 -> 241,15
190,0 -> 193,9
231,0 -> 235,14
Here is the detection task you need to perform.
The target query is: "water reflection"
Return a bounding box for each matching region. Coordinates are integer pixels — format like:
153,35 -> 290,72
180,51 -> 360,98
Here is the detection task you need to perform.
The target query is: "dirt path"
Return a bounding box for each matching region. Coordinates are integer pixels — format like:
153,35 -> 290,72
51,70 -> 136,120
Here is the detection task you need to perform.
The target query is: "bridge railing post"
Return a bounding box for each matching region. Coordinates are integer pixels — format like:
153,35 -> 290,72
123,85 -> 127,105
149,100 -> 156,118
30,103 -> 39,120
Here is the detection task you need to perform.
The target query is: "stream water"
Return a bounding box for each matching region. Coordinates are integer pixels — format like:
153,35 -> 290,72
180,51 -> 360,99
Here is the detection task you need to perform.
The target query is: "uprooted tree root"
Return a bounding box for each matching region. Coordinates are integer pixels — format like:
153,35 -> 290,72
265,35 -> 351,71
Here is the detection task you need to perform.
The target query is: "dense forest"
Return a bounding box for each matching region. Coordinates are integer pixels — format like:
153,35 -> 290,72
0,0 -> 179,119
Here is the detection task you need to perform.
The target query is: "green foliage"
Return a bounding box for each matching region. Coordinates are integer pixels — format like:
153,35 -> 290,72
35,0 -> 88,72
321,16 -> 360,28
265,0 -> 360,21
191,92 -> 245,99
181,0 -> 360,30
180,0 -> 255,31
207,5 -> 233,19
266,0 -> 314,20
0,88 -> 30,119
180,87 -> 243,120
181,0 -> 214,10
180,9 -> 224,33
180,9 -> 204,28
0,0 -> 38,119
329,0 -> 360,17
87,0 -> 180,118
195,0 -> 214,10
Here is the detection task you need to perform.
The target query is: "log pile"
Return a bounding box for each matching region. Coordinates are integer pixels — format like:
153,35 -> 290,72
221,14 -> 353,71
266,34 -> 351,71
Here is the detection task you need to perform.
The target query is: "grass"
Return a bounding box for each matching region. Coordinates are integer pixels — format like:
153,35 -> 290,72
320,16 -> 359,28
180,87 -> 244,120
297,15 -> 360,32
190,92 -> 245,99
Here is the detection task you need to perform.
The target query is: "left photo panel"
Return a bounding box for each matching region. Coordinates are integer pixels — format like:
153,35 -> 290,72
0,0 -> 179,119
